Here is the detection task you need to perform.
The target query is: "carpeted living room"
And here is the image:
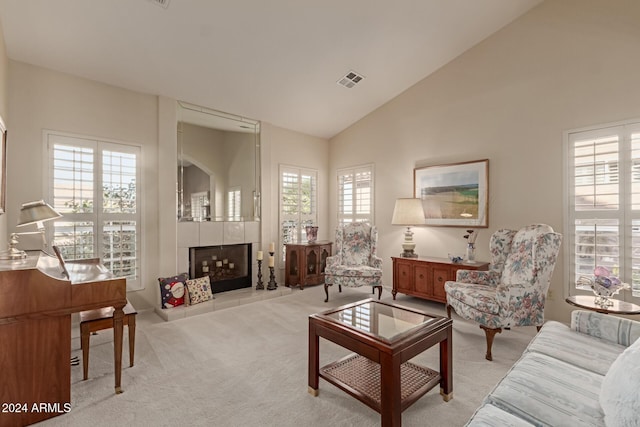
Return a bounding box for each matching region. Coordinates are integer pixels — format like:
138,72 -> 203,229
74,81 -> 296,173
1,0 -> 640,426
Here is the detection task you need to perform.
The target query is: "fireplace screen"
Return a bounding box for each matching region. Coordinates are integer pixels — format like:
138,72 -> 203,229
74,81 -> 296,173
189,244 -> 252,293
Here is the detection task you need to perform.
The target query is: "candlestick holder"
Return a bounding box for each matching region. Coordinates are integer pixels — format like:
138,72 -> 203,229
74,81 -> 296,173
256,259 -> 264,290
267,251 -> 278,290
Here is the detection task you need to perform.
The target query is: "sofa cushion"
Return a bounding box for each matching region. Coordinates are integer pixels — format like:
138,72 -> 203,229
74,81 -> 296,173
526,321 -> 625,375
466,403 -> 535,427
325,265 -> 382,278
485,352 -> 605,426
600,337 -> 640,426
158,273 -> 189,309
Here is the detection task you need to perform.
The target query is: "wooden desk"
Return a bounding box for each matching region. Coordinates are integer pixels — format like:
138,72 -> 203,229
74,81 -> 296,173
566,295 -> 640,315
0,251 -> 127,427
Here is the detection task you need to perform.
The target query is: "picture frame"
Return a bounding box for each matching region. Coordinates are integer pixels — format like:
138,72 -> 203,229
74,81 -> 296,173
414,159 -> 489,227
0,116 -> 6,215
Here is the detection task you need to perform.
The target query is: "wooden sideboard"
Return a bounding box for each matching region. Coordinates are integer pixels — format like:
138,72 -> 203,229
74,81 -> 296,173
392,256 -> 489,303
0,251 -> 127,427
285,241 -> 332,290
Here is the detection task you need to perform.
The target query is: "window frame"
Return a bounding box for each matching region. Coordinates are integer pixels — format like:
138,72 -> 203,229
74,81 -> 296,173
337,164 -> 374,225
278,164 -> 318,262
564,119 -> 640,301
44,130 -> 143,291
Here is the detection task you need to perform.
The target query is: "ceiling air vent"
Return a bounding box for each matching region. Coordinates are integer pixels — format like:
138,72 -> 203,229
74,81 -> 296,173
337,70 -> 365,89
146,0 -> 170,9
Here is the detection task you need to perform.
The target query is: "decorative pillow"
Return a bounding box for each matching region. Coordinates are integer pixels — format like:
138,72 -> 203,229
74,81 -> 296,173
185,276 -> 214,305
158,273 -> 188,309
600,337 -> 640,425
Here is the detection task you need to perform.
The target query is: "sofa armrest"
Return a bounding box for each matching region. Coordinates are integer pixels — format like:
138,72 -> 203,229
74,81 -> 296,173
455,269 -> 499,286
571,310 -> 640,347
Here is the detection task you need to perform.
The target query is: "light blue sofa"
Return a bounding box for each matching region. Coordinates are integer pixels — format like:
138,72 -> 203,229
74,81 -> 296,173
467,310 -> 640,426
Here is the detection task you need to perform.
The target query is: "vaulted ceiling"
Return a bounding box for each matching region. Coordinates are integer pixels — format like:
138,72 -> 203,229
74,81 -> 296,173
0,0 -> 542,138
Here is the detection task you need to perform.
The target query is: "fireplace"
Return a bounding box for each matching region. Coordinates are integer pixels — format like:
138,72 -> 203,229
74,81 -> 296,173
189,243 -> 252,293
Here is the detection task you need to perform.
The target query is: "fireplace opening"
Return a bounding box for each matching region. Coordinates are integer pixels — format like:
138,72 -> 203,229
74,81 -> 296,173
189,243 -> 252,293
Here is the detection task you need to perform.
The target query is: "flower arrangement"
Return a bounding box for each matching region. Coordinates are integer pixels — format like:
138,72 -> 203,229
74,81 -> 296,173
463,230 -> 478,245
463,230 -> 478,262
577,266 -> 630,307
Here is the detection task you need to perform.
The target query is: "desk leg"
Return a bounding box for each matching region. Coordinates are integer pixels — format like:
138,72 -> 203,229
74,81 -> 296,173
113,306 -> 125,394
380,352 -> 402,427
308,320 -> 319,396
440,325 -> 453,401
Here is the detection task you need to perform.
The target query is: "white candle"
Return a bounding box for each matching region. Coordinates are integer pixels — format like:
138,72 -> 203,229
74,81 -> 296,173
212,255 -> 217,261
223,258 -> 228,264
229,263 -> 234,269
269,242 -> 275,252
216,261 -> 222,267
257,250 -> 263,260
268,256 -> 275,267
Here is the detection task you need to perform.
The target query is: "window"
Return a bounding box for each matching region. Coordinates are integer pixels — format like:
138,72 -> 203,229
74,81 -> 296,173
566,120 -> 640,298
46,132 -> 142,290
279,165 -> 317,260
337,165 -> 374,225
227,187 -> 241,221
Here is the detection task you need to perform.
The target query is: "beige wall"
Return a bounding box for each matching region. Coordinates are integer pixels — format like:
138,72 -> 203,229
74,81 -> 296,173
329,0 -> 640,322
7,61 -> 160,309
0,19 -> 8,249
261,122 -> 329,281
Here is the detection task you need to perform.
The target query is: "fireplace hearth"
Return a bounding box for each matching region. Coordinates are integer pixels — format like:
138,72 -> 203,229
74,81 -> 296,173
189,244 -> 252,293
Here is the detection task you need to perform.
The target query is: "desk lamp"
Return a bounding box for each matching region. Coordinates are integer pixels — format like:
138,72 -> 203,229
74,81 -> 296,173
391,198 -> 425,258
0,200 -> 62,260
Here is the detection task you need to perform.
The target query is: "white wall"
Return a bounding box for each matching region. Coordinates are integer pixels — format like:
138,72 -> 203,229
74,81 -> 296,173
7,61 -> 160,310
329,0 -> 640,322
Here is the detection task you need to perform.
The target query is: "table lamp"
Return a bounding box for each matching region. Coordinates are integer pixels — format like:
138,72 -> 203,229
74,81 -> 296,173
0,200 -> 63,260
391,198 -> 425,258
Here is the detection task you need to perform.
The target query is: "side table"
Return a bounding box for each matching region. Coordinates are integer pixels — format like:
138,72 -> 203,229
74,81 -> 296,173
566,295 -> 640,315
285,241 -> 332,290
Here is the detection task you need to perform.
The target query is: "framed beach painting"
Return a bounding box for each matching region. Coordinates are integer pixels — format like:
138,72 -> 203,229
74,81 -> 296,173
414,159 -> 488,227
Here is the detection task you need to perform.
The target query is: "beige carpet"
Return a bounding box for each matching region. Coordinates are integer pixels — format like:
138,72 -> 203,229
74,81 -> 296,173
36,286 -> 537,427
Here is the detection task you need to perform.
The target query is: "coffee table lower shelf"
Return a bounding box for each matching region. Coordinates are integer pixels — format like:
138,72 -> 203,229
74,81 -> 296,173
319,353 -> 441,413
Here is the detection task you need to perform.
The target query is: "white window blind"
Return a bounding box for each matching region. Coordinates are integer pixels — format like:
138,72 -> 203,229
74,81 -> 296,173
337,165 -> 374,225
227,187 -> 241,221
47,132 -> 142,290
279,165 -> 317,261
566,121 -> 640,298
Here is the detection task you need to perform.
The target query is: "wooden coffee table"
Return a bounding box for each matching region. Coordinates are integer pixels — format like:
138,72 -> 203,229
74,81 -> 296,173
308,299 -> 453,427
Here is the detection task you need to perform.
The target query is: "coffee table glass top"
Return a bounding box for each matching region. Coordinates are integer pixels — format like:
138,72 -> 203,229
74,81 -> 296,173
323,300 -> 437,342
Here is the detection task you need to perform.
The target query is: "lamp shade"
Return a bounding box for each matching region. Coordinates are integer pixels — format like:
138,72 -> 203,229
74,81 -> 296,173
17,200 -> 62,227
391,198 -> 425,226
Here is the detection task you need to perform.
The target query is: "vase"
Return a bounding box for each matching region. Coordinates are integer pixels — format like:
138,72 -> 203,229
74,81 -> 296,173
466,243 -> 476,263
305,226 -> 318,243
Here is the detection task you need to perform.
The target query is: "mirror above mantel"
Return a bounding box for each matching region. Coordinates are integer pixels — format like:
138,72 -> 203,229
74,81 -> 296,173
177,101 -> 260,222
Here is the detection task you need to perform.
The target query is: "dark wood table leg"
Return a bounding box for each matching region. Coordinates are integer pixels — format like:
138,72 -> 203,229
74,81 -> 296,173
439,325 -> 453,401
308,320 -> 319,396
380,352 -> 402,427
112,305 -> 125,394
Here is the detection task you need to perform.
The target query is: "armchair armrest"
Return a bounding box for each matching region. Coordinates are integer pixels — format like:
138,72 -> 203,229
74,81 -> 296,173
571,310 -> 640,347
325,255 -> 340,269
494,283 -> 545,326
370,255 -> 383,269
455,269 -> 499,286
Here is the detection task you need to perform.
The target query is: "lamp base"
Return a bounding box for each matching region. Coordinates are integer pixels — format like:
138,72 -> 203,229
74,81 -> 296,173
400,250 -> 418,258
0,247 -> 27,260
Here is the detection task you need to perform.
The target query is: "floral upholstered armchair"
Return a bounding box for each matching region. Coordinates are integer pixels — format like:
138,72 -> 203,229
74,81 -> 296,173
324,223 -> 383,302
444,224 -> 562,361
